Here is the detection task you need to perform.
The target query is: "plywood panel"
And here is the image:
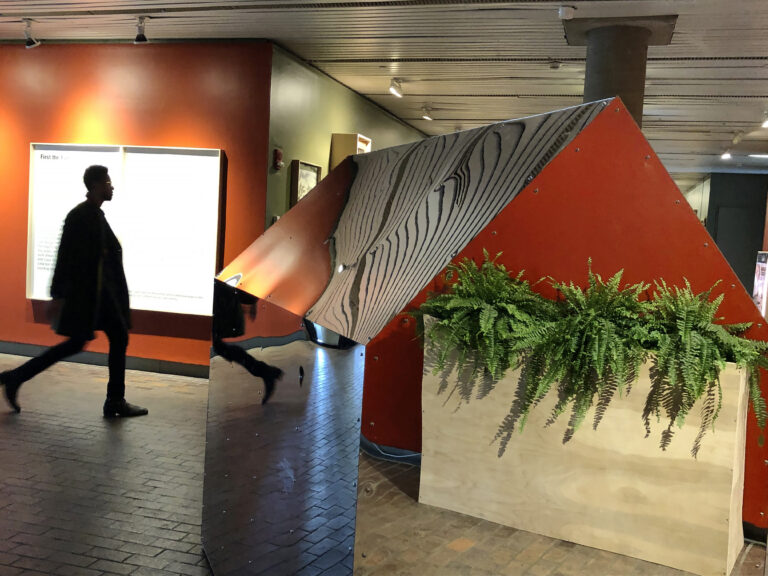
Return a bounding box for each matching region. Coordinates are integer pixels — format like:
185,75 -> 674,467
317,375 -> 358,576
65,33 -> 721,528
420,347 -> 748,576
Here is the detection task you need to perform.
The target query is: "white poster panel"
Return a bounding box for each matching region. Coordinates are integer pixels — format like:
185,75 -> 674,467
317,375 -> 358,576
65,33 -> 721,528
114,148 -> 221,315
27,144 -> 221,316
27,145 -> 122,302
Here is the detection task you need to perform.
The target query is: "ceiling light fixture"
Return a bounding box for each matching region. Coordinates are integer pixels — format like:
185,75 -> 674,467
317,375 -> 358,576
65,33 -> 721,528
749,154 -> 768,159
389,78 -> 403,98
720,151 -> 732,160
762,119 -> 768,129
421,105 -> 433,121
134,16 -> 148,44
23,19 -> 41,49
558,6 -> 576,20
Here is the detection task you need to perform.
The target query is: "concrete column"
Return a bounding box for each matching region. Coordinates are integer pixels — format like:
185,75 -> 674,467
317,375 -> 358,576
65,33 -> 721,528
563,15 -> 677,129
583,26 -> 651,127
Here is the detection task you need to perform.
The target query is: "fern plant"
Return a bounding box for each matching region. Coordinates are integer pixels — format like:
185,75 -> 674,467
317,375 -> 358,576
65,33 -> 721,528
515,264 -> 651,439
419,250 -> 555,381
420,253 -> 768,457
644,280 -> 768,456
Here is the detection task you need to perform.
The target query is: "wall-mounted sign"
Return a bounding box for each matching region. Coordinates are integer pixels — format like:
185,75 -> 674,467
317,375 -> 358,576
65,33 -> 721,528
753,251 -> 768,318
290,160 -> 322,206
27,143 -> 222,316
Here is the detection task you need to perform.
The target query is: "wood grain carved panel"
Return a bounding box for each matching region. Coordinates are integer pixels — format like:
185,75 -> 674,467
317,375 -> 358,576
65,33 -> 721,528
307,101 -> 606,342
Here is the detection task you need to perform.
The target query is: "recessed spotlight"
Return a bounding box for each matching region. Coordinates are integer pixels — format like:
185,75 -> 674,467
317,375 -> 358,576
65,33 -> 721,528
389,78 -> 403,98
23,19 -> 41,49
134,16 -> 148,44
558,6 -> 576,20
421,105 -> 433,121
721,152 -> 732,160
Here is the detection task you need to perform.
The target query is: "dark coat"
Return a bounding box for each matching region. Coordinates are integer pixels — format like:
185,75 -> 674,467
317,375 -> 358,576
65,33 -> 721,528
212,280 -> 258,340
50,201 -> 131,340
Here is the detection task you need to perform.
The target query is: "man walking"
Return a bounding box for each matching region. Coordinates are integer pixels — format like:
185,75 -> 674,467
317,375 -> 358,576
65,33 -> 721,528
1,165 -> 147,418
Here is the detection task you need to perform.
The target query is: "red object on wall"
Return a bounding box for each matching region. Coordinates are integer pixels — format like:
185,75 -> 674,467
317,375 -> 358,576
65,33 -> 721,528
362,99 -> 768,527
0,42 -> 272,366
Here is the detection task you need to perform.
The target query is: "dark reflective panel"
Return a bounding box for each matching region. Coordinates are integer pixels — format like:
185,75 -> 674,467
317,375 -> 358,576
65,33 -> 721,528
204,283 -> 363,575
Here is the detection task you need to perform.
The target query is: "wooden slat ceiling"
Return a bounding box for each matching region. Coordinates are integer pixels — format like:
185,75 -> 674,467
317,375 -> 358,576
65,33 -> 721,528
1,0 -> 767,193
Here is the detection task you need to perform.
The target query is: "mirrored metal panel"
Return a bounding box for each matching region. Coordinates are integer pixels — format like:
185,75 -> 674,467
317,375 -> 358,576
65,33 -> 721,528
203,282 -> 363,575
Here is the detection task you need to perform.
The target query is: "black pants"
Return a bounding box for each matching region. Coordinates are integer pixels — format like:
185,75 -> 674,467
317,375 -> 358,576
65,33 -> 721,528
8,300 -> 128,400
212,338 -> 271,379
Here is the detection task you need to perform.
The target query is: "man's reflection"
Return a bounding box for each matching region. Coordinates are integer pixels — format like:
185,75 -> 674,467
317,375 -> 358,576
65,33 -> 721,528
212,280 -> 283,403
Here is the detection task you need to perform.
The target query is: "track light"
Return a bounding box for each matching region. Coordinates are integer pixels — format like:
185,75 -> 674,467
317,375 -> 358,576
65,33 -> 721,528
421,105 -> 433,121
134,16 -> 148,44
23,19 -> 41,49
720,151 -> 732,160
389,78 -> 403,98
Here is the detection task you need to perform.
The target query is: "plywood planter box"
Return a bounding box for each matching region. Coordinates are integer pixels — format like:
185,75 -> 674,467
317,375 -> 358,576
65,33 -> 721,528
420,329 -> 748,576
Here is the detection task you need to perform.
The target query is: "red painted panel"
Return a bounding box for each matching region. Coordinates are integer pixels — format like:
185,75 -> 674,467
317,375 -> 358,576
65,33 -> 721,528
218,159 -> 353,316
363,99 -> 768,526
0,43 -> 272,366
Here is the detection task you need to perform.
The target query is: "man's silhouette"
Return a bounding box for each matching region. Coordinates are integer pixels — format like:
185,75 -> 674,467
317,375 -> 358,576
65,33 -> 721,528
0,165 -> 147,417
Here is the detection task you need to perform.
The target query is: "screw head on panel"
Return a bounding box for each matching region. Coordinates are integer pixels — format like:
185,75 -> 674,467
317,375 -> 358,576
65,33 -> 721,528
675,200 -> 680,204
645,155 -> 651,160
575,148 -> 580,153
533,189 -> 539,194
704,243 -> 709,247
492,230 -> 497,235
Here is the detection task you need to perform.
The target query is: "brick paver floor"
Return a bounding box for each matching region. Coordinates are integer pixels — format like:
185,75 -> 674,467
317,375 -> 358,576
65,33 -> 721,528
2,348 -> 766,576
0,352 -> 212,576
354,454 -> 768,576
204,341 -> 362,576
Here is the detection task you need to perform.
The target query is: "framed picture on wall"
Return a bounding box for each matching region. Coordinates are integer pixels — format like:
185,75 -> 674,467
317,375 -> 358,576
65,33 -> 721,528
290,160 -> 322,206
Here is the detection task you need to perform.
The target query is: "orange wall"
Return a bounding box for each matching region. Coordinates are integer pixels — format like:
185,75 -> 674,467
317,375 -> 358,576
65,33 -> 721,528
0,42 -> 273,366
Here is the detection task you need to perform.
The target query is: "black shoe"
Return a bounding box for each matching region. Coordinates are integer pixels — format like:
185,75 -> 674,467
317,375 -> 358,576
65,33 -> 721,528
103,399 -> 148,418
0,371 -> 21,413
262,367 -> 284,405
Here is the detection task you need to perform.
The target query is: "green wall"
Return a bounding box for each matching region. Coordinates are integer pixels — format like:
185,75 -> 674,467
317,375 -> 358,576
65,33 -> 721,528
266,46 -> 424,227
